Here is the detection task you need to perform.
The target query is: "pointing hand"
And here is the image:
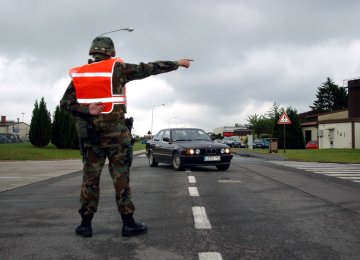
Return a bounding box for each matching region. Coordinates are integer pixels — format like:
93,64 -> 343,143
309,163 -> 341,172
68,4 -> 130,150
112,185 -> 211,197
178,59 -> 193,68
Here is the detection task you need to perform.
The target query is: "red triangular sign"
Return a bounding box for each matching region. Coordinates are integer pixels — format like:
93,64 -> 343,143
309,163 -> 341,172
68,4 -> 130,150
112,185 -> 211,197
278,112 -> 292,124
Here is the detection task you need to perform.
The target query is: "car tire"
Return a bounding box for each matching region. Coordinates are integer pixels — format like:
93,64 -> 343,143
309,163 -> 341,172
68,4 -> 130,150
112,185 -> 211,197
148,151 -> 158,167
172,152 -> 184,171
216,164 -> 230,171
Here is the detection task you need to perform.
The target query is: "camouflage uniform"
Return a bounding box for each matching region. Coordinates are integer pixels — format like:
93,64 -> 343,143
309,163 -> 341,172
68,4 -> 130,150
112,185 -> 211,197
60,60 -> 179,217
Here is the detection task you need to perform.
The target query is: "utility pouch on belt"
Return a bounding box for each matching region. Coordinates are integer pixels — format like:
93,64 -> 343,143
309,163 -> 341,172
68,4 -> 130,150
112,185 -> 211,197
87,123 -> 100,144
125,117 -> 135,146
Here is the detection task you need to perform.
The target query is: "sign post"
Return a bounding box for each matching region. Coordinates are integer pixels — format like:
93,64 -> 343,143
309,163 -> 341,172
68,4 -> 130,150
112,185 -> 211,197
277,111 -> 292,153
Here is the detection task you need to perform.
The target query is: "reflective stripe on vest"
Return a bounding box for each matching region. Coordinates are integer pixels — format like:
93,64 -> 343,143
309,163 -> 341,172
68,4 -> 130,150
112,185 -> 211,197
69,57 -> 125,114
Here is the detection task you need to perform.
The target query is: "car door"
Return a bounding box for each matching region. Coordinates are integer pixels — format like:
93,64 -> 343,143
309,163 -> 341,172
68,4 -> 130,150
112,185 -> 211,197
157,129 -> 172,163
150,130 -> 164,162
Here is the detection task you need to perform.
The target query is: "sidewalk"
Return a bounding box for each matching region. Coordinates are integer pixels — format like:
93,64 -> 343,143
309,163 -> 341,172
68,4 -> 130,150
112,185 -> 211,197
0,150 -> 146,192
234,149 -> 286,161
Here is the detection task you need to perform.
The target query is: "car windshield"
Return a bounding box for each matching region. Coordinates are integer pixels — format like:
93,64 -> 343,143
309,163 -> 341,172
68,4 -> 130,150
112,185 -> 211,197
171,129 -> 211,142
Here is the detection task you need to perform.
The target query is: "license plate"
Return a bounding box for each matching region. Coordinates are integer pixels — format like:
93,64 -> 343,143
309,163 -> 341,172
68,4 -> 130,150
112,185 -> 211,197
204,156 -> 220,161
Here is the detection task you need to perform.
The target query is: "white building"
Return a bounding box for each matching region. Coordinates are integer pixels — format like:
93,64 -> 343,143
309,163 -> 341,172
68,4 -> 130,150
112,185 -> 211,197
300,78 -> 360,149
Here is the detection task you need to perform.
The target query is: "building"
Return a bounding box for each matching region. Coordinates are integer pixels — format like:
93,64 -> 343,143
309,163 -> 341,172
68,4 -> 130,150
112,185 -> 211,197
299,78 -> 360,149
0,116 -> 29,142
213,126 -> 252,138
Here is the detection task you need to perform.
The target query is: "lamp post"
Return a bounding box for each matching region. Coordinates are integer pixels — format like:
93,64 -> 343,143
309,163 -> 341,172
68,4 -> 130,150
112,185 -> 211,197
151,104 -> 165,136
168,117 -> 178,128
100,27 -> 134,36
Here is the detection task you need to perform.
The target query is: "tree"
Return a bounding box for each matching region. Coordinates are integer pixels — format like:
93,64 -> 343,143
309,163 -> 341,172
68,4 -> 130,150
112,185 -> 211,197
52,105 -> 79,149
310,77 -> 348,113
246,102 -> 284,138
273,107 -> 305,149
29,97 -> 52,147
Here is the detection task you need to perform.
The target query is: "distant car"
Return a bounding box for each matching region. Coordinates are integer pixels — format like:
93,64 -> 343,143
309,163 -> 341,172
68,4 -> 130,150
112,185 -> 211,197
140,138 -> 150,144
262,138 -> 270,149
306,140 -> 318,149
221,136 -> 240,148
253,139 -> 264,148
0,135 -> 12,144
146,128 -> 233,171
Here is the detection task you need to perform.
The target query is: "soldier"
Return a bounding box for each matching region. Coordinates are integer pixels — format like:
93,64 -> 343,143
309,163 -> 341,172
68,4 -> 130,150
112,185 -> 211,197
60,36 -> 192,237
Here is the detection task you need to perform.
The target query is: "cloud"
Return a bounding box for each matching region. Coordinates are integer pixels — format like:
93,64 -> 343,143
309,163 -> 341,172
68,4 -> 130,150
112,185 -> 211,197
1,0 -> 360,136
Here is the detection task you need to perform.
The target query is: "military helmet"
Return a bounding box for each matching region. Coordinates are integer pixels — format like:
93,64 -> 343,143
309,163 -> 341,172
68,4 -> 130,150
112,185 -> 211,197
89,36 -> 115,57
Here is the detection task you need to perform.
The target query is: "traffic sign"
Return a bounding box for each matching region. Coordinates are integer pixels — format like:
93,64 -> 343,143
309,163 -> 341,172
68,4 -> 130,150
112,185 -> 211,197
278,112 -> 292,124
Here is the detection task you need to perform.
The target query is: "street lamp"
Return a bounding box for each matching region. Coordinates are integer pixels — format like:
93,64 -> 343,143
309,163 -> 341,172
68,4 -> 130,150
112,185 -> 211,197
168,117 -> 178,128
100,27 -> 134,36
151,104 -> 165,135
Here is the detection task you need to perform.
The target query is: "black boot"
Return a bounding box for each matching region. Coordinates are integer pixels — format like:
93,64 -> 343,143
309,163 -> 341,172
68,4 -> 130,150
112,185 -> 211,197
121,213 -> 147,237
75,213 -> 93,237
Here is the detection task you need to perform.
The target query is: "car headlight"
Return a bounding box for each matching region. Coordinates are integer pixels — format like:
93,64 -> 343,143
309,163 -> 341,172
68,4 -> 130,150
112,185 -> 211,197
186,148 -> 201,155
221,148 -> 231,154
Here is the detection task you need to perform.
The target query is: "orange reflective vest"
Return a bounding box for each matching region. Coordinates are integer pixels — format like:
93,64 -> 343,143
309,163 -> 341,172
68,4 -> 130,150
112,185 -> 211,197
69,57 -> 126,114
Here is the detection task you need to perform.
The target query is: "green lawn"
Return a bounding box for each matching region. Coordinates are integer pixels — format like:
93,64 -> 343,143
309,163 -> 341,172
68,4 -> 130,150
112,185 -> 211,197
0,142 -> 146,160
236,148 -> 360,164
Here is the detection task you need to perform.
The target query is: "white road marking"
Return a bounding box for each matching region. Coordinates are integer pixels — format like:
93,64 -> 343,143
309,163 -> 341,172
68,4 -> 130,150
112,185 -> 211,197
338,177 -> 360,180
192,206 -> 211,229
198,252 -> 223,260
189,187 -> 200,196
324,174 -> 360,177
269,161 -> 360,183
188,176 -> 196,184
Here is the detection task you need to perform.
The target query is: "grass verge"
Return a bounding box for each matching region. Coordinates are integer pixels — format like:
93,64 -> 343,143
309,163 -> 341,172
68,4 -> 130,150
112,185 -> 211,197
237,148 -> 360,164
0,142 -> 146,160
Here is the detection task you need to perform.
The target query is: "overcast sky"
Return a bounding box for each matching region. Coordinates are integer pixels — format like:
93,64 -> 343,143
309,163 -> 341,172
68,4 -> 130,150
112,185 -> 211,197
1,0 -> 360,136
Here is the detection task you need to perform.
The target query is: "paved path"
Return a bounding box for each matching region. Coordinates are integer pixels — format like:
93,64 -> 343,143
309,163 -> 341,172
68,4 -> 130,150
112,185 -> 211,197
0,150 -> 145,192
0,160 -> 83,192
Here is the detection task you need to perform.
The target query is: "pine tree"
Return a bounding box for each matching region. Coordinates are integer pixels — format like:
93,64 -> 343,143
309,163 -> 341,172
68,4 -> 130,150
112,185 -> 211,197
52,105 -> 79,149
29,97 -> 52,147
311,77 -> 348,112
273,107 -> 305,149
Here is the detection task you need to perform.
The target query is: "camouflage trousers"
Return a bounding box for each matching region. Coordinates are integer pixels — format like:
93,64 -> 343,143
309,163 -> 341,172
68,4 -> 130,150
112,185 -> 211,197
79,123 -> 135,216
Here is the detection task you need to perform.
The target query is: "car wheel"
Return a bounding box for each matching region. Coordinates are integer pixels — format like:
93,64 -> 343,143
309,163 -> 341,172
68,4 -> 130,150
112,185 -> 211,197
148,151 -> 158,167
172,152 -> 184,171
216,164 -> 230,171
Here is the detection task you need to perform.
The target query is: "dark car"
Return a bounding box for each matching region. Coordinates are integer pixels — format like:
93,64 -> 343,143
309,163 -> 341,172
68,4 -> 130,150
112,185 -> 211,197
221,136 -> 240,148
146,128 -> 233,171
253,139 -> 264,148
262,138 -> 270,149
0,135 -> 12,144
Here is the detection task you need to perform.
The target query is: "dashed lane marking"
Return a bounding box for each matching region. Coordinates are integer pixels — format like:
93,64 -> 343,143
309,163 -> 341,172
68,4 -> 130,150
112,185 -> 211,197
198,252 -> 223,260
192,206 -> 211,229
189,187 -> 200,196
188,176 -> 196,184
186,174 -> 221,258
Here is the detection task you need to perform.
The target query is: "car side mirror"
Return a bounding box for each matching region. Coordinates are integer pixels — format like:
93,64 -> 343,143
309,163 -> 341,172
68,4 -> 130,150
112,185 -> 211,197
163,137 -> 170,142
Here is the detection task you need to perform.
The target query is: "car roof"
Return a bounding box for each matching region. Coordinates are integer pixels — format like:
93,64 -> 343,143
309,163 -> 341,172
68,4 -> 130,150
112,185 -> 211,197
161,128 -> 204,131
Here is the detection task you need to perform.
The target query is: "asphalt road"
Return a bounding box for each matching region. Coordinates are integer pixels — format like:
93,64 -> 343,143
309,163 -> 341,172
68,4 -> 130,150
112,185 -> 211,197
1,154 -> 360,259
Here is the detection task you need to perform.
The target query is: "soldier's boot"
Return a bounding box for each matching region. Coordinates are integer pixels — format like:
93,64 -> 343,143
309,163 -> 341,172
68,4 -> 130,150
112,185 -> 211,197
121,213 -> 147,237
75,214 -> 93,237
